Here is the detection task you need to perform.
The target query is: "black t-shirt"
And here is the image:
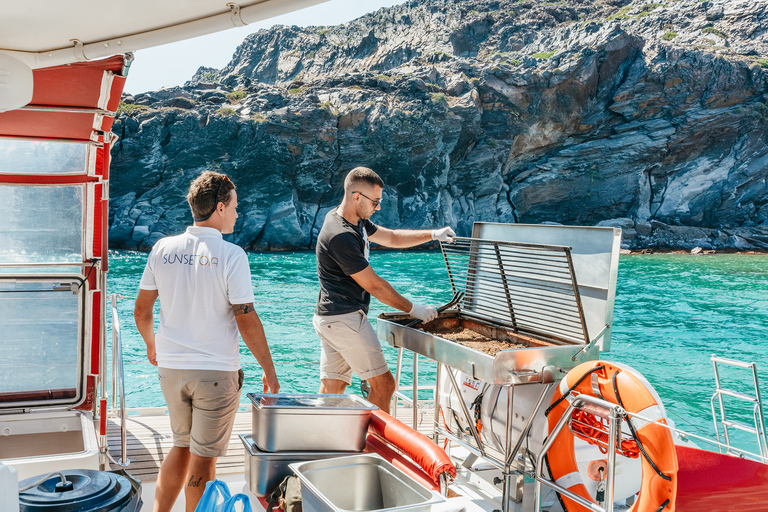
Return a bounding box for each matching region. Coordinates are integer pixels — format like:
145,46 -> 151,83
315,209 -> 378,316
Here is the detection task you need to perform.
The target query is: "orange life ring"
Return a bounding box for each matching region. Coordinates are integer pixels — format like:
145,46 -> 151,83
545,361 -> 678,512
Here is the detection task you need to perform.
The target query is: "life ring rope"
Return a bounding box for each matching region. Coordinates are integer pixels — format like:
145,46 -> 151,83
545,364 -> 605,417
610,371 -> 672,482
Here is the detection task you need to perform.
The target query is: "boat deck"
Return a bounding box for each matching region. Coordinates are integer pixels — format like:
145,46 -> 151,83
106,405 -> 435,482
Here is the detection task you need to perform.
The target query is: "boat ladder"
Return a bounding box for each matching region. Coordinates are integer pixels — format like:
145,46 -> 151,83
710,354 -> 768,463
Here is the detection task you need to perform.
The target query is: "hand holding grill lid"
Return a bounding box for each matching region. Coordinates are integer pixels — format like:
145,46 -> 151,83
431,227 -> 456,243
408,303 -> 438,323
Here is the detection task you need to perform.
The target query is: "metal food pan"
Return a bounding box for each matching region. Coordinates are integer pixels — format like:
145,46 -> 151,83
290,453 -> 445,512
240,435 -> 352,497
247,393 -> 377,452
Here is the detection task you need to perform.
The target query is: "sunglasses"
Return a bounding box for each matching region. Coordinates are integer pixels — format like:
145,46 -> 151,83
354,191 -> 381,207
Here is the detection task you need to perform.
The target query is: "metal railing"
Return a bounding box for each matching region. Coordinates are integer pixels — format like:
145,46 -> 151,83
107,293 -> 130,467
535,393 -> 625,512
710,354 -> 768,463
391,347 -> 435,431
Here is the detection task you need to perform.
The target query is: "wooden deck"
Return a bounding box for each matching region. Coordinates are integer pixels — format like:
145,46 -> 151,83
107,405 -> 436,482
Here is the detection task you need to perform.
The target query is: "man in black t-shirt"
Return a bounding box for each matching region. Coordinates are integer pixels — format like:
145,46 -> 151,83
313,167 -> 455,413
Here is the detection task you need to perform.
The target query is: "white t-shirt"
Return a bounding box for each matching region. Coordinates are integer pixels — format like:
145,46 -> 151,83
139,226 -> 255,371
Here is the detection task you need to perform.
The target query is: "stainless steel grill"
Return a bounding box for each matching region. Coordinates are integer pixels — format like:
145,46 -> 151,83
376,223 -> 622,512
441,237 -> 589,346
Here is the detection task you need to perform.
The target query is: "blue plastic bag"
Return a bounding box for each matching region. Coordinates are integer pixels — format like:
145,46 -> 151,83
195,480 -> 253,512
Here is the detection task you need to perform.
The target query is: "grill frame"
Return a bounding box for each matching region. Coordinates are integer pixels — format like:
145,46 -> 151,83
440,236 -> 590,346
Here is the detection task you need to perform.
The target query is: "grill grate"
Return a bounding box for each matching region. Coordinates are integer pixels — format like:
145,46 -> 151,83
440,237 -> 589,345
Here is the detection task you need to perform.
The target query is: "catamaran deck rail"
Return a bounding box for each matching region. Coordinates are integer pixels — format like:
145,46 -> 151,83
108,294 -> 129,468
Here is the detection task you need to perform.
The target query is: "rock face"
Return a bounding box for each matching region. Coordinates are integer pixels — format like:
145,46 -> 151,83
110,0 -> 768,251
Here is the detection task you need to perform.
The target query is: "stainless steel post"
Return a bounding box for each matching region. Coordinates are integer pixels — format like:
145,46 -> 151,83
434,362 -> 442,443
534,402 -> 574,512
750,362 -> 768,462
111,294 -> 117,412
502,386 -> 515,512
392,341 -> 403,412
604,407 -> 622,512
413,351 -> 419,430
712,356 -> 731,451
506,383 -> 554,467
445,367 -> 486,457
110,295 -> 130,467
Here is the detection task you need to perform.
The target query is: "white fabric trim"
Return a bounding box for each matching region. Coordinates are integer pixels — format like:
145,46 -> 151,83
98,71 -> 114,110
555,471 -> 583,490
631,405 -> 665,431
92,113 -> 104,131
86,144 -> 97,176
85,183 -> 95,259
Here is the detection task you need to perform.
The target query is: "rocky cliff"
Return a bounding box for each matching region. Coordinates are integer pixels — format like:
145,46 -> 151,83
110,0 -> 768,251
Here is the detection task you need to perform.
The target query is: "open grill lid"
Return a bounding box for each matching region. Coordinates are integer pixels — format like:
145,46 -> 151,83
440,223 -> 621,351
441,237 -> 590,346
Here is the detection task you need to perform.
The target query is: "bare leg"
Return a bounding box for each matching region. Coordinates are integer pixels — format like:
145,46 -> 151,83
366,371 -> 396,414
184,454 -> 217,512
320,378 -> 347,394
154,446 -> 190,512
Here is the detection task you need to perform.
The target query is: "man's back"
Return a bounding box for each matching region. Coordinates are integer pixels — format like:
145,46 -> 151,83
140,226 -> 254,371
315,209 -> 377,316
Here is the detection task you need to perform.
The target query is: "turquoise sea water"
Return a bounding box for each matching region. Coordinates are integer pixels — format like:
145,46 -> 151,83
108,250 -> 768,454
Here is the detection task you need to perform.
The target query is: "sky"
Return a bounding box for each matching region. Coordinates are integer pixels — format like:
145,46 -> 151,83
124,0 -> 407,95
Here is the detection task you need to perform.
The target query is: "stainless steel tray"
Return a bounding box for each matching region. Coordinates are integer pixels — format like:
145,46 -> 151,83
240,435 -> 352,497
290,453 -> 445,512
247,393 -> 377,452
377,312 -> 598,385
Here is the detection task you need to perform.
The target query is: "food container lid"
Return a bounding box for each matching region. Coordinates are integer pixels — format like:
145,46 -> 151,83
247,393 -> 377,412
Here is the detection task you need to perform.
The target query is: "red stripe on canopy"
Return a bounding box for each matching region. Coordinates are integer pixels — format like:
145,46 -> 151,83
0,55 -> 125,142
30,55 -> 124,108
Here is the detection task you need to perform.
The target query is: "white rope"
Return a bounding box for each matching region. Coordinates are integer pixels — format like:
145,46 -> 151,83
19,472 -> 70,492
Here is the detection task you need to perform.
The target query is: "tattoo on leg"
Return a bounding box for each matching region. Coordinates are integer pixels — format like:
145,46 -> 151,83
232,303 -> 255,316
188,475 -> 203,488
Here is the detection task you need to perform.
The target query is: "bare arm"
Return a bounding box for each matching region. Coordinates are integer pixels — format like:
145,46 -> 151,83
134,289 -> 159,366
350,265 -> 413,313
233,304 -> 280,393
368,226 -> 433,249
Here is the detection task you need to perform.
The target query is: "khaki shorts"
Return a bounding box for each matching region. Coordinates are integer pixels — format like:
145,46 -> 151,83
313,310 -> 390,384
158,367 -> 243,458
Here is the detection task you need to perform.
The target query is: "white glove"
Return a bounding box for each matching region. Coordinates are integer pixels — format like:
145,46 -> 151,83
409,303 -> 438,323
431,227 -> 456,243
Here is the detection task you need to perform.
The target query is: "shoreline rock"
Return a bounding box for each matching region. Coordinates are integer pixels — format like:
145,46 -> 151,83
110,0 -> 768,252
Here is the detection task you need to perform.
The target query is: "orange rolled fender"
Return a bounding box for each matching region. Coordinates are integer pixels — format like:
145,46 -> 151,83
367,409 -> 456,487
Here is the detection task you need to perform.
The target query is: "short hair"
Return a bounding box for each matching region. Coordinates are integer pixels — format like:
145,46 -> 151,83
343,167 -> 384,192
187,171 -> 235,219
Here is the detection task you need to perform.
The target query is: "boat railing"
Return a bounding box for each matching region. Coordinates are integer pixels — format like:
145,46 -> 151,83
107,293 -> 130,467
710,354 -> 768,463
534,393 -> 625,512
392,346 -> 436,430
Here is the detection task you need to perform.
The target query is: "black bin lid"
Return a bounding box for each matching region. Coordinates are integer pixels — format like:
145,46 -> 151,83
19,469 -> 138,512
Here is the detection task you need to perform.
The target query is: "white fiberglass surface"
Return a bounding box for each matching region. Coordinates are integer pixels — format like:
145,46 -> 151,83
0,280 -> 80,398
0,185 -> 83,264
0,139 -> 89,174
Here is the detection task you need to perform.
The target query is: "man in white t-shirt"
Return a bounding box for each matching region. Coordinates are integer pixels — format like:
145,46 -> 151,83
134,171 -> 279,512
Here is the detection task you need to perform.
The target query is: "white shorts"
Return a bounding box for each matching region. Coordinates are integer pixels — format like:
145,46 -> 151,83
313,310 -> 390,384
